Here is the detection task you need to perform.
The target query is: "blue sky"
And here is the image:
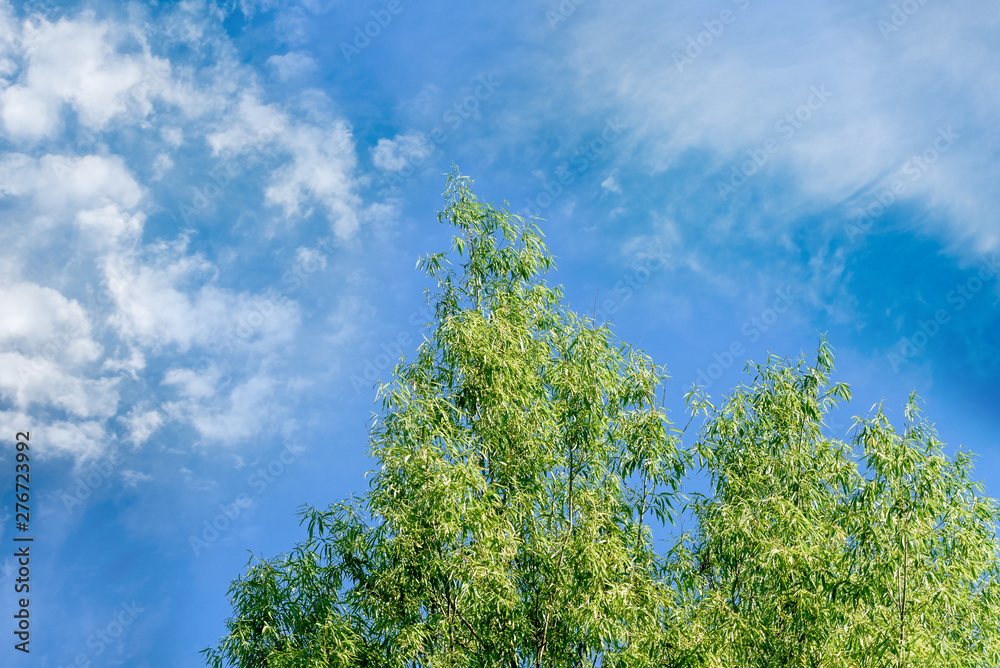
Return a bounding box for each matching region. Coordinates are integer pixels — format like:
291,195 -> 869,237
0,0 -> 997,664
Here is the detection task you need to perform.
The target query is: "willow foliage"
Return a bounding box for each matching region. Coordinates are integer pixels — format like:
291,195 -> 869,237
678,348 -> 1000,666
204,170 -> 999,668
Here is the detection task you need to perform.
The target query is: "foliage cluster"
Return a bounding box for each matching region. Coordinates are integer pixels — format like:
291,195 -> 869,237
204,172 -> 1000,668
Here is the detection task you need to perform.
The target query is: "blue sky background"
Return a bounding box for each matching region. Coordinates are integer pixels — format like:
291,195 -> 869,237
0,0 -> 997,665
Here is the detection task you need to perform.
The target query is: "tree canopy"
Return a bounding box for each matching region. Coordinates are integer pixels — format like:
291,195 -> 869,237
204,170 -> 1000,668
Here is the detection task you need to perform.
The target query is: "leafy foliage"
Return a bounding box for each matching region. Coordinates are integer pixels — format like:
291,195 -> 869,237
677,349 -> 1000,666
204,169 -> 1000,667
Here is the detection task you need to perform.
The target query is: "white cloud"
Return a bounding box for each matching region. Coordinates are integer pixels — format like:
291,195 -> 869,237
267,52 -> 317,80
120,408 -> 163,447
0,2 -> 371,463
552,1 -> 1000,253
0,352 -> 118,418
295,246 -> 327,272
0,282 -> 101,365
205,91 -> 286,156
0,153 -> 145,255
120,470 -> 153,487
371,131 -> 433,172
163,365 -> 222,400
0,153 -> 143,214
620,217 -> 679,270
75,204 -> 144,245
265,119 -> 361,238
207,90 -> 363,239
399,83 -> 442,117
44,418 -> 110,461
363,200 -> 401,229
151,152 -> 173,180
0,409 -> 110,461
0,282 -> 117,419
164,370 -> 283,445
601,173 -> 621,194
102,346 -> 146,379
103,245 -> 300,354
0,11 -> 170,140
0,85 -> 55,138
0,1 -> 17,76
190,374 -> 278,443
161,126 -> 183,147
104,249 -> 222,353
218,0 -> 282,21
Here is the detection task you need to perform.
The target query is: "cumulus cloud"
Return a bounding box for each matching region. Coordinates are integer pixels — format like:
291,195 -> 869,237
120,408 -> 164,447
370,131 -> 433,172
103,243 -> 300,354
151,152 -> 173,180
267,52 -> 317,80
0,352 -> 119,418
265,120 -> 361,238
164,369 -> 284,445
601,173 -> 622,194
295,246 -> 327,272
0,2 -> 370,464
0,10 -> 170,140
205,91 -> 286,156
163,365 -> 223,400
0,153 -> 143,213
0,409 -> 110,462
0,282 -> 117,420
207,90 -> 363,239
0,282 -> 101,364
161,126 -> 183,147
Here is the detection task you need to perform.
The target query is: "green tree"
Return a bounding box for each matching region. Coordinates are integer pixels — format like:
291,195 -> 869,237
675,347 -> 1000,666
204,170 -> 1000,667
204,170 -> 691,667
